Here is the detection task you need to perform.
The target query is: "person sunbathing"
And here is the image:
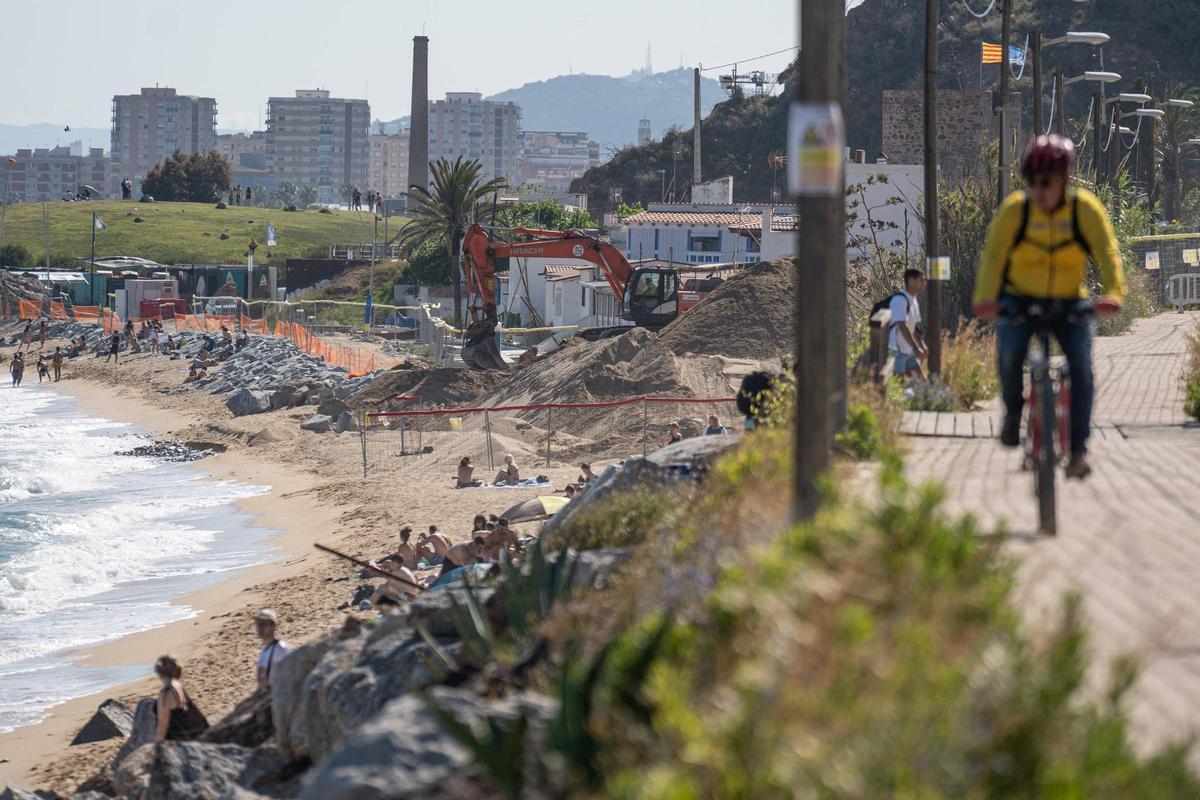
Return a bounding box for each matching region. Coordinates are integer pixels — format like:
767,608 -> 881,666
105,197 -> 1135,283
456,456 -> 483,488
493,454 -> 520,485
484,517 -> 523,561
377,555 -> 424,600
394,527 -> 418,566
416,526 -> 450,564
441,536 -> 487,576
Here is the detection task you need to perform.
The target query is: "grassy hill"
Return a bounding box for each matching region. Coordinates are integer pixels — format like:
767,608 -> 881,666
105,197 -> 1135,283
0,200 -> 383,266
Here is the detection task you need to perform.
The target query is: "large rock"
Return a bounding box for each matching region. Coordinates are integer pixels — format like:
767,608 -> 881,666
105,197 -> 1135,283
299,613 -> 461,763
0,785 -> 43,800
269,384 -> 298,410
333,410 -> 358,434
226,388 -> 273,417
316,397 -> 350,420
202,689 -> 273,748
272,632 -> 340,761
113,742 -> 156,798
299,414 -> 332,433
70,698 -> 133,745
115,698 -> 158,764
298,688 -> 557,800
140,741 -> 259,800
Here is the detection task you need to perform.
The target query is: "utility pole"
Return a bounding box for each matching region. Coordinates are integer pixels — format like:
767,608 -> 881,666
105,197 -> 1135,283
997,0 -> 1013,204
1031,30 -> 1043,136
793,0 -> 845,521
925,0 -> 942,375
1142,92 -> 1157,200
1054,67 -> 1066,136
693,67 -> 702,187
1092,87 -> 1103,185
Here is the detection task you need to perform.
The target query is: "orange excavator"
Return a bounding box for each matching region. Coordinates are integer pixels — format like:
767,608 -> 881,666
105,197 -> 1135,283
459,223 -> 717,370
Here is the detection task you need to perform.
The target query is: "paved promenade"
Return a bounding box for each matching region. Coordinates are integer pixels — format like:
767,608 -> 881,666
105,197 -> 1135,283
903,312 -> 1200,758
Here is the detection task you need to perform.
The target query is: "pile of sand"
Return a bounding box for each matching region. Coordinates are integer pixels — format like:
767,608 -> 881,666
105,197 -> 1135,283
659,259 -> 795,360
348,364 -> 504,408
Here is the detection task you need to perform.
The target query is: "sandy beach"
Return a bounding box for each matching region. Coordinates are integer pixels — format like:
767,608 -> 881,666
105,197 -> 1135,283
0,332 -> 584,795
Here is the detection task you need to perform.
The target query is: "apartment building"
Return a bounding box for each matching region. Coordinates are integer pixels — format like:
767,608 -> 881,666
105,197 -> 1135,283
110,87 -> 217,190
265,89 -> 370,204
368,131 -> 409,198
216,131 -> 269,171
427,92 -> 521,185
3,146 -> 115,202
517,131 -> 600,192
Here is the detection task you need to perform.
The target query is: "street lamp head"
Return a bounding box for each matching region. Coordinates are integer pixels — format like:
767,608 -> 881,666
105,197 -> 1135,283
1134,108 -> 1166,119
1084,71 -> 1122,84
1065,31 -> 1110,46
1116,93 -> 1151,104
1165,99 -> 1196,108
1188,138 -> 1200,146
1117,126 -> 1135,135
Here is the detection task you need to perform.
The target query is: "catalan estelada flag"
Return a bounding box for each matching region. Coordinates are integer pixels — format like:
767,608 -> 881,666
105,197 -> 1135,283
982,42 -> 1026,65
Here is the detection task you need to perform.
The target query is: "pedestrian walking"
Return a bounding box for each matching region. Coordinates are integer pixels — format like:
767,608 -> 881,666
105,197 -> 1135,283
38,319 -> 47,349
105,331 -> 120,364
52,346 -> 64,381
10,353 -> 24,386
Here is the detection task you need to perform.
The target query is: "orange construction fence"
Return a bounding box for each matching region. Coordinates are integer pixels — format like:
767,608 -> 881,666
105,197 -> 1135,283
19,300 -> 40,319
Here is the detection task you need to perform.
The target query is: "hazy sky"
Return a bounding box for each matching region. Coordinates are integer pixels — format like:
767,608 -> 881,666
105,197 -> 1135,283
4,0 -> 798,131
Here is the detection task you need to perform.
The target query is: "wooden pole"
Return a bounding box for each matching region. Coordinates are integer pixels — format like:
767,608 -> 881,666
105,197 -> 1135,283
693,67 -> 702,186
1054,67 -> 1065,137
1093,88 -> 1103,185
997,0 -> 1013,204
793,0 -> 844,521
925,0 -> 942,375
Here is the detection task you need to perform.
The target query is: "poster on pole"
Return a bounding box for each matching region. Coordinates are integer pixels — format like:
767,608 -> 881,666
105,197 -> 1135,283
265,223 -> 277,247
1144,251 -> 1160,270
927,256 -> 951,281
787,102 -> 845,197
1182,248 -> 1199,266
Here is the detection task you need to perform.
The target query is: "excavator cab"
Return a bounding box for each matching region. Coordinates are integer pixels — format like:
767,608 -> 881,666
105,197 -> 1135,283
622,268 -> 679,330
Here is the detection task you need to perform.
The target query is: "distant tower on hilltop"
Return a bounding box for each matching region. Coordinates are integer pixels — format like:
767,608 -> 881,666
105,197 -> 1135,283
638,118 -> 652,147
645,41 -> 653,75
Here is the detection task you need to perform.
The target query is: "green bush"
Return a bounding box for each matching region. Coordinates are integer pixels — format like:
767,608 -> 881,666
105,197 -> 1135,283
1184,322 -> 1200,420
0,242 -> 34,267
940,319 -> 1000,410
542,491 -> 669,552
1184,374 -> 1200,420
835,402 -> 883,459
905,376 -> 959,412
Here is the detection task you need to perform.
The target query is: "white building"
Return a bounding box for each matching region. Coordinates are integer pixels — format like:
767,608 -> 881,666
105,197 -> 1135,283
622,204 -> 769,265
265,89 -> 370,204
517,131 -> 600,192
428,92 -> 522,185
111,87 -> 217,191
368,131 -> 410,198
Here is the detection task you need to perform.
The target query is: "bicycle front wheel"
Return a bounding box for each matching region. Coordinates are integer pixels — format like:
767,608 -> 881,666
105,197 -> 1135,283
1035,374 -> 1058,536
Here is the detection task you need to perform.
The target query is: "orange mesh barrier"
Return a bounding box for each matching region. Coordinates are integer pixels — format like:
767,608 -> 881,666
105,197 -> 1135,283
73,306 -> 100,323
19,300 -> 40,319
49,301 -> 68,320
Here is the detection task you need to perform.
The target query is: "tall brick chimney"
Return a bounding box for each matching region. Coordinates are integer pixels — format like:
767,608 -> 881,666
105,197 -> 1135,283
407,35 -> 430,201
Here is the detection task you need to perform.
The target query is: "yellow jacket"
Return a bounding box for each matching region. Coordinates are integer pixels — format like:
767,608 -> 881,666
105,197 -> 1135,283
973,187 -> 1125,304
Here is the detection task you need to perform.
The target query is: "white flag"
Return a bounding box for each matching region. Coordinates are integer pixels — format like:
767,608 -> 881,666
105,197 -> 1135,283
94,214 -> 107,230
265,223 -> 277,247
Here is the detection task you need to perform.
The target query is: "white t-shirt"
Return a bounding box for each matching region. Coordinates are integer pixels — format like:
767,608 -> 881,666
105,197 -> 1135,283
888,291 -> 920,355
257,640 -> 292,681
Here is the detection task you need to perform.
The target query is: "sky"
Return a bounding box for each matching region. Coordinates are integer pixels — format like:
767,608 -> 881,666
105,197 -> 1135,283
3,0 -> 798,132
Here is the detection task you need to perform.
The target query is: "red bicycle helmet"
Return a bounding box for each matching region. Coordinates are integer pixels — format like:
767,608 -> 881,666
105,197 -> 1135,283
1021,134 -> 1076,181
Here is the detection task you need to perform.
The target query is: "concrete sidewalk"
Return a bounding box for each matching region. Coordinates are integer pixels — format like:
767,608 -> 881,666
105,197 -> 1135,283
902,312 -> 1200,759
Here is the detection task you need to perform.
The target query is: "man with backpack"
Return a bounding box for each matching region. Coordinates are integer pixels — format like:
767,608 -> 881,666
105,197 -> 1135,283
883,268 -> 929,381
972,135 -> 1123,480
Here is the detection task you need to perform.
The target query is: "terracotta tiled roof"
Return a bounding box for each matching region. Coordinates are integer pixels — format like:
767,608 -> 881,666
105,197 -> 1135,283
728,215 -> 800,233
624,211 -> 764,227
542,264 -> 588,281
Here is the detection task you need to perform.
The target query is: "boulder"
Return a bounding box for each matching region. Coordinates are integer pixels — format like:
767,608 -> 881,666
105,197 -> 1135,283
299,414 -> 332,433
333,410 -> 358,434
113,742 -> 156,798
70,698 -> 133,745
115,698 -> 158,764
298,688 -> 557,800
142,741 -> 257,800
0,785 -> 43,800
269,384 -> 298,410
202,689 -> 273,748
272,632 -> 338,761
316,397 -> 350,420
226,388 -> 273,417
289,386 -> 310,407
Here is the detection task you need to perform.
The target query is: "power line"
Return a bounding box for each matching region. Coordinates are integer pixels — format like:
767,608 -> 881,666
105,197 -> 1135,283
960,0 -> 998,18
700,45 -> 801,72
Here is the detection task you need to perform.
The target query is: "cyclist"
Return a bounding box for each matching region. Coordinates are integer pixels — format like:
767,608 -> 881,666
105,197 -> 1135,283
972,134 -> 1124,480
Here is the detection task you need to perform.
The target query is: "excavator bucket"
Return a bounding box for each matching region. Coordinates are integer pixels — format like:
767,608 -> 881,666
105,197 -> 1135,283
461,319 -> 508,371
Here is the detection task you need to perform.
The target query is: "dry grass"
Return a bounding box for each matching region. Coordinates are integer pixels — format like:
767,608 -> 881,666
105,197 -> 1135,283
940,318 -> 999,410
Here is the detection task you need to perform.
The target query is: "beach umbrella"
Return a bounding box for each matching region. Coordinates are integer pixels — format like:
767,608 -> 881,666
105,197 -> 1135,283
498,495 -> 570,524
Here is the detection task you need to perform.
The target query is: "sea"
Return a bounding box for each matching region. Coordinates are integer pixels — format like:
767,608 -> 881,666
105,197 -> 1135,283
0,382 -> 275,734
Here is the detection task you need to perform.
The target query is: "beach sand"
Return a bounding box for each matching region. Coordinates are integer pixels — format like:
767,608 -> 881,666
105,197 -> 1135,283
0,334 -> 585,794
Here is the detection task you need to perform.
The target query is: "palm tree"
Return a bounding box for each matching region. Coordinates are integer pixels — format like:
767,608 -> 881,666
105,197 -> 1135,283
1156,83 -> 1199,222
397,157 -> 507,327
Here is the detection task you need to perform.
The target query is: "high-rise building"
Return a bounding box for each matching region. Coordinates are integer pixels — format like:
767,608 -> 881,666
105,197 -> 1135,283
110,87 -> 217,191
216,131 -> 269,171
265,89 -> 370,204
368,131 -> 410,199
638,118 -> 652,147
517,131 -> 600,192
3,147 -> 115,202
427,92 -> 521,185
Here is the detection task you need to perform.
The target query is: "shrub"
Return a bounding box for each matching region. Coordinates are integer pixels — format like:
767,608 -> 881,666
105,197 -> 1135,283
905,376 -> 959,412
940,319 -> 999,410
1184,321 -> 1200,420
0,243 -> 34,267
542,491 -> 670,552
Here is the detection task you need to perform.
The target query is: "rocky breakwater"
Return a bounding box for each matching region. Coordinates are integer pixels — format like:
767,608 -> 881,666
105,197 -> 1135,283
31,544 -> 630,800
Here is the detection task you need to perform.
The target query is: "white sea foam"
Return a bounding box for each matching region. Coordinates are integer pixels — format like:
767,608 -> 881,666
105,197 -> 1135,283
0,383 -> 273,732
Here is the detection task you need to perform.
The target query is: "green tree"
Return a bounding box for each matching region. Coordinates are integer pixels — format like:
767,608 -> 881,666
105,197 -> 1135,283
272,181 -> 299,208
497,199 -> 598,231
0,242 -> 33,268
297,185 -> 319,207
397,156 -> 507,326
1158,83 -> 1199,222
141,150 -> 230,202
403,235 -> 453,285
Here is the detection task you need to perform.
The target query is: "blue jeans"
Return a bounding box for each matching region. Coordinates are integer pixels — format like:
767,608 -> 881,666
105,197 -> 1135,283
997,294 -> 1095,455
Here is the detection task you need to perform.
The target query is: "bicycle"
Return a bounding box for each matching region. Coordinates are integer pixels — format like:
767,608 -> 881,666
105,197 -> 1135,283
1007,300 -> 1089,537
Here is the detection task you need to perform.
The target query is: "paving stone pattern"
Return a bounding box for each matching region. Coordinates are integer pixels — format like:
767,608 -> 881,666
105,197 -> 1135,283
902,312 -> 1200,761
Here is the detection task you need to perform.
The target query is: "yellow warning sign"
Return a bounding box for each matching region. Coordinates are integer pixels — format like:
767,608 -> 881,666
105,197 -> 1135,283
787,102 -> 845,197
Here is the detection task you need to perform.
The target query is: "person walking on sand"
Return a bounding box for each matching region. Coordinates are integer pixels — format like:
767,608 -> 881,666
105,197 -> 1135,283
51,347 -> 64,381
38,319 -> 47,350
35,355 -> 49,383
154,655 -> 208,741
105,331 -> 120,364
19,323 -> 32,352
10,353 -> 24,386
254,609 -> 292,692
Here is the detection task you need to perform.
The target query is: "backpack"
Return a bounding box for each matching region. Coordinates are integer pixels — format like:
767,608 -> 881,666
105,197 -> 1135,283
1001,190 -> 1093,290
870,291 -> 910,328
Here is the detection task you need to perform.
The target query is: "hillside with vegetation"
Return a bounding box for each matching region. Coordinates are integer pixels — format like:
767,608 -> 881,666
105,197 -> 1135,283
0,200 -> 376,267
846,0 -> 1200,159
569,63 -> 794,217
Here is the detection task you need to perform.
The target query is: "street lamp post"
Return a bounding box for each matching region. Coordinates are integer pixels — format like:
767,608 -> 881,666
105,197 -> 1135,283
1061,71 -> 1121,178
1099,93 -> 1149,185
1031,31 -> 1110,138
